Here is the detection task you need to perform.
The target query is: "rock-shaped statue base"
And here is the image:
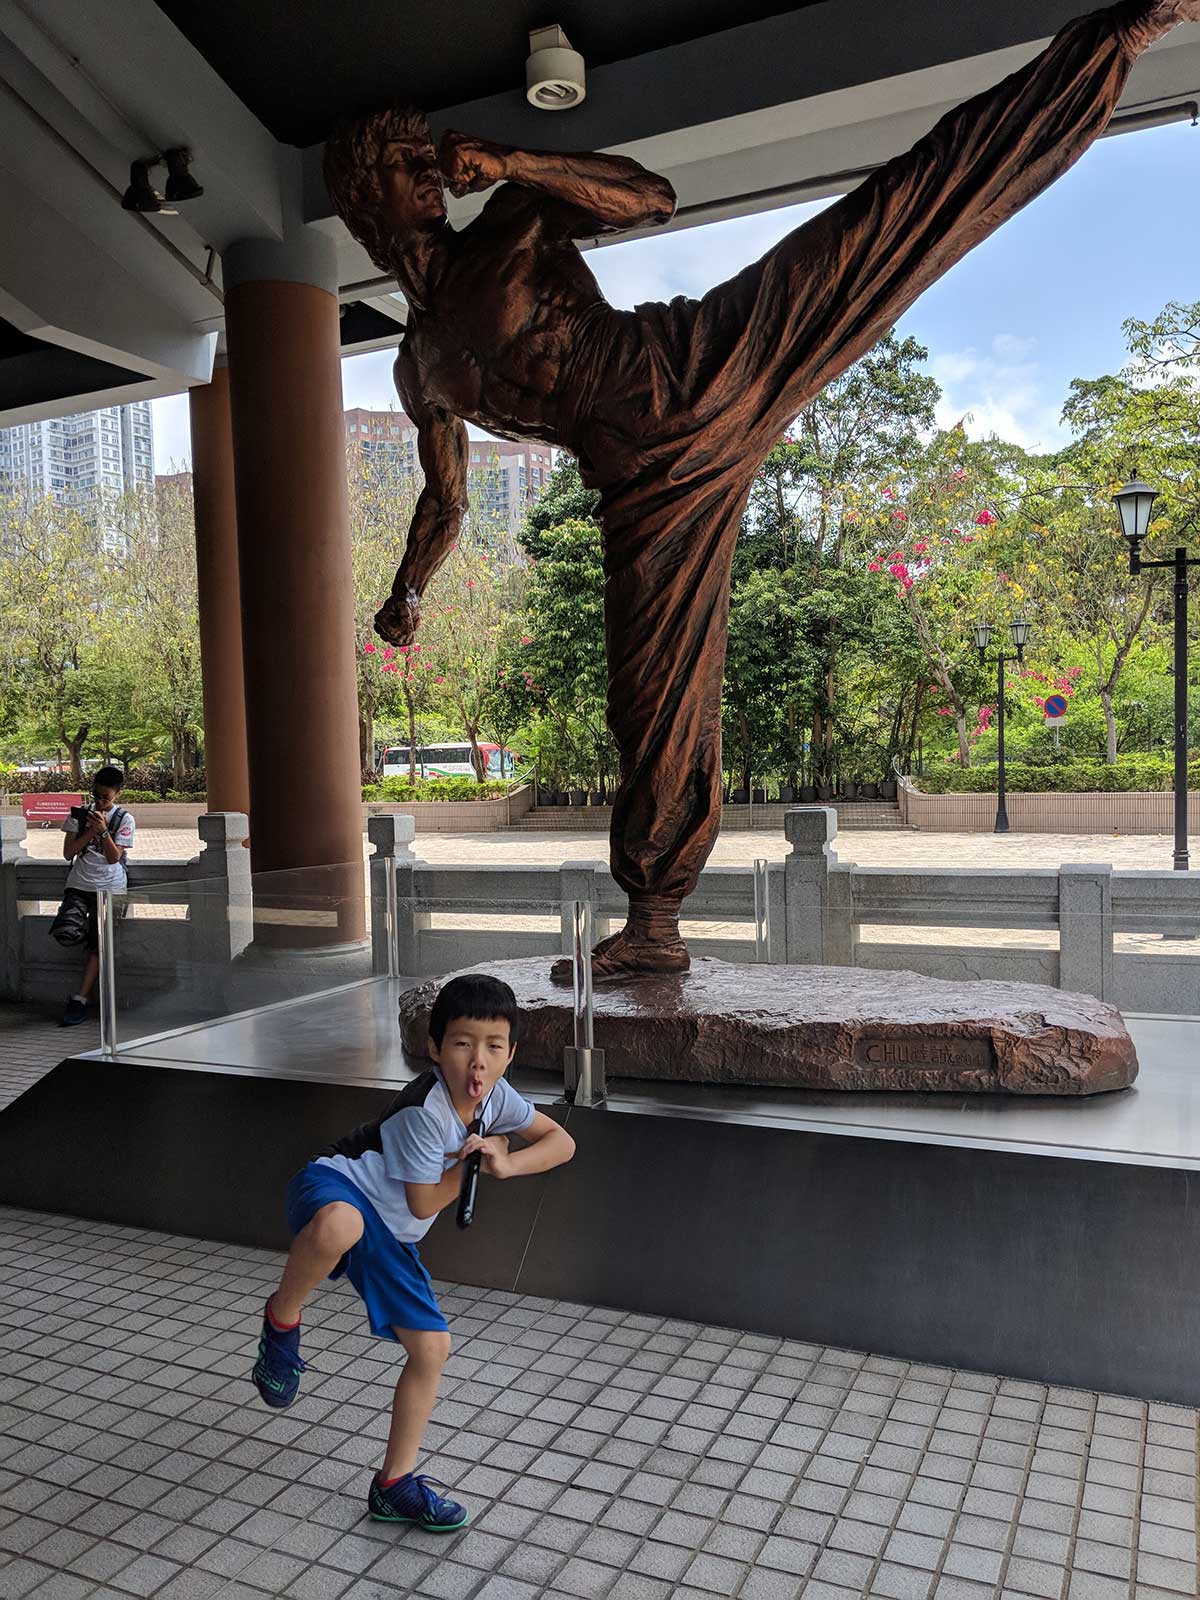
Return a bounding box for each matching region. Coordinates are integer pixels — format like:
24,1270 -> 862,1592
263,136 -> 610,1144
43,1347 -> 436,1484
398,959 -> 1138,1096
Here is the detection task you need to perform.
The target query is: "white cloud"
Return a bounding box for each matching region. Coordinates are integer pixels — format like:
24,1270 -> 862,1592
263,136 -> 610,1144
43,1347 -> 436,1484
929,335 -> 1065,453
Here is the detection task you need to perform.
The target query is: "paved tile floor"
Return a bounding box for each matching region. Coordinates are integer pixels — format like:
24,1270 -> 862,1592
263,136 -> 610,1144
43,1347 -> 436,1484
0,1199 -> 1197,1600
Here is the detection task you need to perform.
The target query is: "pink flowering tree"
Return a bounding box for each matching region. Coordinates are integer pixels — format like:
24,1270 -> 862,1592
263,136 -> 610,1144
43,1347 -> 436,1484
857,431 -> 1027,767
418,535 -> 528,782
349,454 -> 420,776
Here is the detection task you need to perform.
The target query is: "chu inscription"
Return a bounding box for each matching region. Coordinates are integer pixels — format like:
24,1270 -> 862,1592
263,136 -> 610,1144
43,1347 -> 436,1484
854,1037 -> 995,1071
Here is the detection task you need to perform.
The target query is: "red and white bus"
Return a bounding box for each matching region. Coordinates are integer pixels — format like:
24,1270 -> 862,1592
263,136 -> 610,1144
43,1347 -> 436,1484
379,742 -> 517,780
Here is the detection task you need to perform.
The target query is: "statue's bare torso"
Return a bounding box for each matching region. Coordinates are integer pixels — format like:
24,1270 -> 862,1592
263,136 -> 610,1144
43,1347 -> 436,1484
393,188 -> 611,447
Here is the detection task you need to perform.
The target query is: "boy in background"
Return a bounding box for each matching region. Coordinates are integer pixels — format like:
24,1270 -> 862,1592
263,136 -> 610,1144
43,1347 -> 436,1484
59,765 -> 134,1026
252,972 -> 576,1531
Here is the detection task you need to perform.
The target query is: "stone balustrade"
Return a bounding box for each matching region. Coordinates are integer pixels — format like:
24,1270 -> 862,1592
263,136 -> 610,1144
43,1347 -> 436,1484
2,808 -> 1197,1015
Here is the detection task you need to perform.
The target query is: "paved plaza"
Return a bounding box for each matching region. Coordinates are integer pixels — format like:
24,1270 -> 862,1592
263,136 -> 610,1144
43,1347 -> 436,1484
16,826 -> 1200,874
1,1194 -> 1198,1600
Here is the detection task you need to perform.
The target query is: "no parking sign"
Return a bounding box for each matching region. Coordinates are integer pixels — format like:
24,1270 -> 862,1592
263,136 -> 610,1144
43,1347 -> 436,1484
1044,693 -> 1068,727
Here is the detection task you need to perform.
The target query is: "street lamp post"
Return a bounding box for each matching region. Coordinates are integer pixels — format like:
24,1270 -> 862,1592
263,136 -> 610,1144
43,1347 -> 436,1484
974,618 -> 1031,835
1113,477 -> 1197,872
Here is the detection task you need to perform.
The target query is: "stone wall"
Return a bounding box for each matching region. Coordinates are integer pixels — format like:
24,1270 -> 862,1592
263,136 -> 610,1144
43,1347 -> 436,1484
900,780 -> 1200,835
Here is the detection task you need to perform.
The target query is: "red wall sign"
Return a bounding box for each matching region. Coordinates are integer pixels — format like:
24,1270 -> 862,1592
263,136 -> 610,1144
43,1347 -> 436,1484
21,792 -> 83,825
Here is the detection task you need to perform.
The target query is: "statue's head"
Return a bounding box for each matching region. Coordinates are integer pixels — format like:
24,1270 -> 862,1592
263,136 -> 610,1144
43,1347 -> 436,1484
324,105 -> 446,272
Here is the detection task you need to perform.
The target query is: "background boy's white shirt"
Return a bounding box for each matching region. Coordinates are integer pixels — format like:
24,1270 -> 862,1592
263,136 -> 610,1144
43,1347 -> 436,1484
62,806 -> 135,892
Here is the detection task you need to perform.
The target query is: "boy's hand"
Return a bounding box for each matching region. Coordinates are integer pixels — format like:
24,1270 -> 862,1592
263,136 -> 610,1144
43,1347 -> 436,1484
458,1133 -> 512,1179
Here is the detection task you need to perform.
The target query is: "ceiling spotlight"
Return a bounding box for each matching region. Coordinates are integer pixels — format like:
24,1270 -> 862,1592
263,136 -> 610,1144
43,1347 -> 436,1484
526,24 -> 586,110
122,157 -> 170,213
163,147 -> 203,204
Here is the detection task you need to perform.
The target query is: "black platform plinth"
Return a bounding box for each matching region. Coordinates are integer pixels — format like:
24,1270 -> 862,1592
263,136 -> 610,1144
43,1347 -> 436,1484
2,1020 -> 1199,1405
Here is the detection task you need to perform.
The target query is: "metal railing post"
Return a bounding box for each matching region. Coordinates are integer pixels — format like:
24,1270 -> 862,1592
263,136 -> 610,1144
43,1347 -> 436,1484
384,855 -> 400,979
97,889 -> 117,1057
753,857 -> 770,962
564,898 -> 605,1106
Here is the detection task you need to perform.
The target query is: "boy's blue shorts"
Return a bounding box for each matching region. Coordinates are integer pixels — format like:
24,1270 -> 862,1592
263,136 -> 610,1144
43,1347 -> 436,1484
286,1162 -> 448,1340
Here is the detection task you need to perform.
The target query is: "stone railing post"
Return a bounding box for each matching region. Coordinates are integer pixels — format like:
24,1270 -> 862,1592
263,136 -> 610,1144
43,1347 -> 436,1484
559,860 -> 601,956
784,807 -> 854,966
189,813 -> 252,984
369,814 -> 420,976
0,815 -> 29,1001
1058,863 -> 1113,1000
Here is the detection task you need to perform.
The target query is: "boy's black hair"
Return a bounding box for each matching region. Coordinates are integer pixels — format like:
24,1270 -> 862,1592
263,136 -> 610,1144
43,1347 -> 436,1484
428,973 -> 520,1048
94,766 -> 125,790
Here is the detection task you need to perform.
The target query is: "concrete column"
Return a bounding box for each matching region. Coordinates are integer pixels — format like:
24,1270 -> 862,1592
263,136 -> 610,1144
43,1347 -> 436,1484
1059,864 -> 1113,1000
0,815 -> 29,1001
223,233 -> 364,945
784,807 -> 839,965
189,361 -> 250,816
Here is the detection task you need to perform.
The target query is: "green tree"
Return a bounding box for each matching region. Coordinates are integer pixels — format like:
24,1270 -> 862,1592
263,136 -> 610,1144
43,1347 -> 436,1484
0,493 -> 112,782
513,515 -> 615,793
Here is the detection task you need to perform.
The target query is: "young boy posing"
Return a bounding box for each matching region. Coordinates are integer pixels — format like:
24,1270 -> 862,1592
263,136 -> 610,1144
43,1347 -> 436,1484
59,765 -> 135,1026
251,973 -> 575,1531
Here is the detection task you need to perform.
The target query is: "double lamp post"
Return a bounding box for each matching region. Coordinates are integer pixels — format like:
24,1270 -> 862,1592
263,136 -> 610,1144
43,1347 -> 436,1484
967,483 -> 1194,861
973,617 -> 1031,834
1112,476 -> 1197,872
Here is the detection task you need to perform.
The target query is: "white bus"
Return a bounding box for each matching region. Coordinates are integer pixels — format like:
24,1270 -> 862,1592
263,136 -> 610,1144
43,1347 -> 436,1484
379,742 -> 518,780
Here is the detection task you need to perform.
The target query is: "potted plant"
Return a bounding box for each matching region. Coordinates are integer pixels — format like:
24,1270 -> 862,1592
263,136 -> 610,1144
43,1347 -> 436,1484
839,778 -> 857,801
778,784 -> 796,804
569,786 -> 587,806
859,780 -> 879,800
799,783 -> 817,802
731,786 -> 750,804
880,776 -> 898,800
816,781 -> 835,802
752,787 -> 766,804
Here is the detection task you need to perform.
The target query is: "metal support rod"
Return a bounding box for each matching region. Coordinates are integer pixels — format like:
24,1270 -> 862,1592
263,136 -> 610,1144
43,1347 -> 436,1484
572,899 -> 594,1051
383,855 -> 400,978
1173,547 -> 1190,872
753,858 -> 770,961
564,898 -> 605,1107
97,890 -> 117,1058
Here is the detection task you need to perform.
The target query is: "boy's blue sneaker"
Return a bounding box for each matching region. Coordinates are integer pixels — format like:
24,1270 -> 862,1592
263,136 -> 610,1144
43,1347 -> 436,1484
251,1301 -> 306,1409
368,1472 -> 469,1531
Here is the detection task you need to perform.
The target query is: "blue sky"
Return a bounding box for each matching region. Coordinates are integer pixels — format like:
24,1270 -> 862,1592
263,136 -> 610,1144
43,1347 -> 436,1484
151,118 -> 1199,470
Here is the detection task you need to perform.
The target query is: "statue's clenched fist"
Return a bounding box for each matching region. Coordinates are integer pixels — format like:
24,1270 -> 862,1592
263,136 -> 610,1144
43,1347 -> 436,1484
375,587 -> 421,647
438,131 -> 510,197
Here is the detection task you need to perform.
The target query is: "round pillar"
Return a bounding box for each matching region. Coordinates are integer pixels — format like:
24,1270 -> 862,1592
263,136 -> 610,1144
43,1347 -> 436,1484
224,234 -> 364,945
189,361 -> 250,817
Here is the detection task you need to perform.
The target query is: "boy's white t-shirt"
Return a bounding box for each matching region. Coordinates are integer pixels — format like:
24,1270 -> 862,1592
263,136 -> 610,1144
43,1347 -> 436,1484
316,1067 -> 537,1243
62,805 -> 135,892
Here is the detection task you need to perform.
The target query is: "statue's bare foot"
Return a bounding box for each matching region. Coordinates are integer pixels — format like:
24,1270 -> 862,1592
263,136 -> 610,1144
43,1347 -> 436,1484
550,925 -> 689,985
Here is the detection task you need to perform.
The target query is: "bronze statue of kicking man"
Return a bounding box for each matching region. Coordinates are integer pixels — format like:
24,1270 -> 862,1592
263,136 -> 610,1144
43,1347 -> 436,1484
325,0 -> 1199,982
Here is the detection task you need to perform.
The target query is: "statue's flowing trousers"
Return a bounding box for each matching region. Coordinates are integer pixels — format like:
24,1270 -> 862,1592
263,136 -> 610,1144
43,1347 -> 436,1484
562,4 -> 1147,917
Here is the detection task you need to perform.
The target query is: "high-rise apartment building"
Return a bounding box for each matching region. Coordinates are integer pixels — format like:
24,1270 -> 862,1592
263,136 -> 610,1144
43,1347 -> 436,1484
0,401 -> 155,506
344,407 -> 552,536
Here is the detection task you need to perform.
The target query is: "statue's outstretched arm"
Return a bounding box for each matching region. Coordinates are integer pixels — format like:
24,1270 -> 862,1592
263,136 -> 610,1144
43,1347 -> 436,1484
439,130 -> 676,233
761,0 -> 1199,401
374,386 -> 468,647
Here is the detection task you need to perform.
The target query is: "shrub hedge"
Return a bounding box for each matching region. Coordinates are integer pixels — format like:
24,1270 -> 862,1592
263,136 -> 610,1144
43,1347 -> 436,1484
362,776 -> 513,802
917,758 -> 1200,794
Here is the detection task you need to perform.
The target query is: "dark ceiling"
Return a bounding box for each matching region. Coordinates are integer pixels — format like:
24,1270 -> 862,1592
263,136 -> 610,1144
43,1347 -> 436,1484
0,318 -> 143,413
154,0 -> 821,146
